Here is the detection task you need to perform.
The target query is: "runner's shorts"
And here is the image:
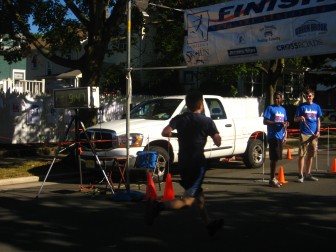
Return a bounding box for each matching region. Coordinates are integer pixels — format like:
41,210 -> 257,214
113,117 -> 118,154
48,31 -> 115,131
268,138 -> 283,161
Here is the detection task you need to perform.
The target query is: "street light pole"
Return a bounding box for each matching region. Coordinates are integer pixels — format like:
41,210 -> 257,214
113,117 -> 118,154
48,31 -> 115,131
112,0 -> 187,201
110,0 -> 141,201
123,0 -> 182,195
126,0 -> 132,192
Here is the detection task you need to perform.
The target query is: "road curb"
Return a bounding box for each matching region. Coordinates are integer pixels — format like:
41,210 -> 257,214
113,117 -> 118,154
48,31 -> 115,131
0,176 -> 40,186
0,172 -> 82,186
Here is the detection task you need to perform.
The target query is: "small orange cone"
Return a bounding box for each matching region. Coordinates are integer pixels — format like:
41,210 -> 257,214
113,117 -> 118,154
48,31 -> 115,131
162,173 -> 175,201
330,159 -> 336,174
277,166 -> 288,184
287,148 -> 293,160
146,171 -> 158,201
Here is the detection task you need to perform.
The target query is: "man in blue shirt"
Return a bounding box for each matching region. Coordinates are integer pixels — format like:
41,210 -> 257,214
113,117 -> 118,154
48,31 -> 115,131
264,91 -> 289,187
294,88 -> 322,183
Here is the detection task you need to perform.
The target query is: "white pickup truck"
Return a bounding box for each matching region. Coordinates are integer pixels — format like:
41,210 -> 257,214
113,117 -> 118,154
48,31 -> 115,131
80,95 -> 267,179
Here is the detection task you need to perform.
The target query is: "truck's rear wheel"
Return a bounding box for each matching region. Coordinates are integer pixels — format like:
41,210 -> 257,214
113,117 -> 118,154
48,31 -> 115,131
243,139 -> 264,168
148,146 -> 169,181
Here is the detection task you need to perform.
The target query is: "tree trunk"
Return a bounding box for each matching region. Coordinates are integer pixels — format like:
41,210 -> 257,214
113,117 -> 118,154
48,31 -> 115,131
77,64 -> 101,127
264,59 -> 285,107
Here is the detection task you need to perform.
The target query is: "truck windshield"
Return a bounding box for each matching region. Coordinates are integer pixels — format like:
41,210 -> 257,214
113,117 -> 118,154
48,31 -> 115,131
130,99 -> 183,120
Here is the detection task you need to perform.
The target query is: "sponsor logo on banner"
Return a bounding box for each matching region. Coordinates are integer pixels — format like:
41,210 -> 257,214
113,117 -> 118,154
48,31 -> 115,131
295,20 -> 328,37
228,47 -> 258,57
276,39 -> 323,51
234,32 -> 247,45
257,25 -> 281,43
184,44 -> 210,65
187,11 -> 209,44
185,10 -> 210,65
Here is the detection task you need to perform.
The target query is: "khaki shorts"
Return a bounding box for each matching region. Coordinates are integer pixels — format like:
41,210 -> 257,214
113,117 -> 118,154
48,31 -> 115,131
298,134 -> 318,158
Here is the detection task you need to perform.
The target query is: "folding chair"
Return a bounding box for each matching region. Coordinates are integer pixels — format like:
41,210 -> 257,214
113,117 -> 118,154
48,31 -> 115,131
133,150 -> 161,190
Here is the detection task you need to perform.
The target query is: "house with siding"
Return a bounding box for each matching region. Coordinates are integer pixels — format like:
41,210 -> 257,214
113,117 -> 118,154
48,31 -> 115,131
0,56 -> 26,93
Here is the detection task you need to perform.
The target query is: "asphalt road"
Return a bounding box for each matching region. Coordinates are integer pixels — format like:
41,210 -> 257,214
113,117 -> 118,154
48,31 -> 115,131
1,148 -> 336,252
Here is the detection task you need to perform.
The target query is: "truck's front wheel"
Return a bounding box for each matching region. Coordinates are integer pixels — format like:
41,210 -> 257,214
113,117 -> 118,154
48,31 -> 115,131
243,139 -> 265,168
148,146 -> 169,182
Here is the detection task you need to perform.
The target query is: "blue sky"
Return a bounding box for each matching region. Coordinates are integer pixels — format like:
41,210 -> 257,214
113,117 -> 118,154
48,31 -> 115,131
29,16 -> 38,33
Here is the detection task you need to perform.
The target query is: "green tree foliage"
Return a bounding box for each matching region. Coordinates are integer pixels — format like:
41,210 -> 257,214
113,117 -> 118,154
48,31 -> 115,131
199,64 -> 259,97
0,0 -> 128,88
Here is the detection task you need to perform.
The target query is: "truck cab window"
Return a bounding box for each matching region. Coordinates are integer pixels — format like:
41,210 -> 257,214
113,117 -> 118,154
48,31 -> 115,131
205,98 -> 227,120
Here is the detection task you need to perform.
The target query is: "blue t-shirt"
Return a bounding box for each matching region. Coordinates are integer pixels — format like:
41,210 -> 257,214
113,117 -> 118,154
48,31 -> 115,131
264,105 -> 287,140
295,102 -> 322,134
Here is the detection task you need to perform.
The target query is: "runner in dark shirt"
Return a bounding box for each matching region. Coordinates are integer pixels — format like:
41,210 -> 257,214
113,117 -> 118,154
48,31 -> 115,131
145,91 -> 223,236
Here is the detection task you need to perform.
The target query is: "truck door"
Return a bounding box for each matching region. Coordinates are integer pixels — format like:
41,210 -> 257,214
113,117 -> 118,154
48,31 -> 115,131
204,98 -> 235,158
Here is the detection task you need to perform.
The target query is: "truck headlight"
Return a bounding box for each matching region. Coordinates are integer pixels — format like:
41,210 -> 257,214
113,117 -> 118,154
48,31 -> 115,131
118,133 -> 144,147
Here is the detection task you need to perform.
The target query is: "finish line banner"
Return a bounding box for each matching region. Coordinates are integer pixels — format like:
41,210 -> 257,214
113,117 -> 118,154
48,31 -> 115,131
183,0 -> 336,66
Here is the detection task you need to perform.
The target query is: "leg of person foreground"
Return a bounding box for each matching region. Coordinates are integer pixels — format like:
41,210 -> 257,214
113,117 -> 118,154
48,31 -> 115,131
145,187 -> 224,236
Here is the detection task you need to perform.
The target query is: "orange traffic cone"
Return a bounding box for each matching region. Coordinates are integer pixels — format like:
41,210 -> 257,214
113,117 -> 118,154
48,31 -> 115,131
287,148 -> 293,160
146,171 -> 158,201
162,173 -> 175,201
330,159 -> 336,174
277,166 -> 288,184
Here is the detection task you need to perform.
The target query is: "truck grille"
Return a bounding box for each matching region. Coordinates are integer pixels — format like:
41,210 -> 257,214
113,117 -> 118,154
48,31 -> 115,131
79,129 -> 118,150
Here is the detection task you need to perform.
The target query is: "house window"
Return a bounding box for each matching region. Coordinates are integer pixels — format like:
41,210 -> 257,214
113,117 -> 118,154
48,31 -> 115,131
111,38 -> 127,51
14,72 -> 24,80
118,40 -> 127,51
31,55 -> 37,69
46,61 -> 52,75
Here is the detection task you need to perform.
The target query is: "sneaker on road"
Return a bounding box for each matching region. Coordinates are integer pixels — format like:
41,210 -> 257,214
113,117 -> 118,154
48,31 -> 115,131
145,200 -> 161,225
297,175 -> 304,183
305,174 -> 318,181
207,218 -> 224,236
269,178 -> 281,188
